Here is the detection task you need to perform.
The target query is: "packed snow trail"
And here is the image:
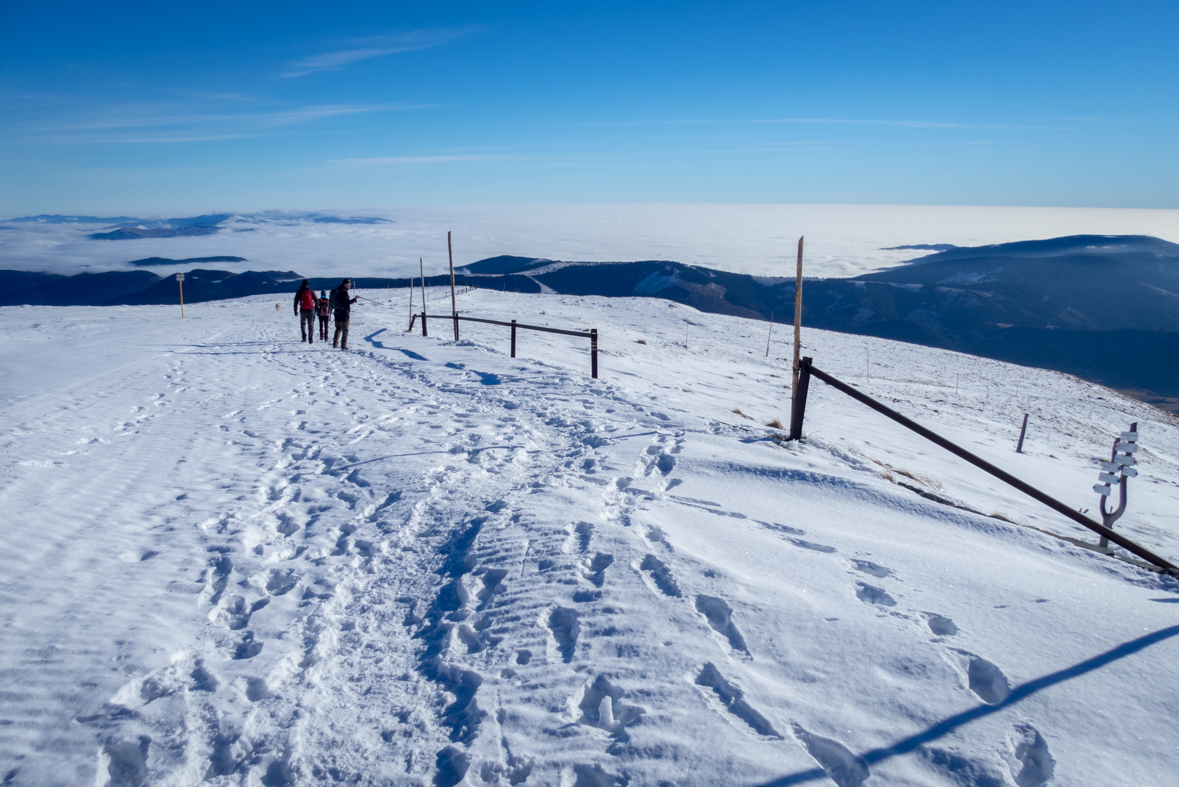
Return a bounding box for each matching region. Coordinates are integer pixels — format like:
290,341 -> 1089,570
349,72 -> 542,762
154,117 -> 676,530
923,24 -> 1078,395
2,294 -> 1178,786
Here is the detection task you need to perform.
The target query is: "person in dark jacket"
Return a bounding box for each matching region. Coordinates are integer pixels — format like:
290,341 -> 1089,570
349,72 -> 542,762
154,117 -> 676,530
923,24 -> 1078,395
332,279 -> 358,350
293,279 -> 316,343
316,290 -> 330,341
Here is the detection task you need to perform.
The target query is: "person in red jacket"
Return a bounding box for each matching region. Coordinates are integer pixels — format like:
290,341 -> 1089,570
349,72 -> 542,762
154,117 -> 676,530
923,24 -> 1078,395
293,280 -> 316,343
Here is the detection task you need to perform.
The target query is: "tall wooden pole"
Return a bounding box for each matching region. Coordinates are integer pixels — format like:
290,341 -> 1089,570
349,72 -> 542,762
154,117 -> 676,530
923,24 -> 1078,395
177,272 -> 185,318
791,236 -> 804,401
448,231 -> 459,340
408,276 -> 414,330
420,258 -> 426,313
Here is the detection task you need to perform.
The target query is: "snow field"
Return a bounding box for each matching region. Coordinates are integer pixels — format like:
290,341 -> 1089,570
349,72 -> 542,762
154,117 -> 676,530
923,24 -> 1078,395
1,289 -> 1177,786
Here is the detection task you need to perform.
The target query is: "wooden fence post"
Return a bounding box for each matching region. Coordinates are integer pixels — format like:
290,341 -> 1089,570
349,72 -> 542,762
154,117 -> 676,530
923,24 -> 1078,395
1016,413 -> 1029,453
511,320 -> 517,358
591,329 -> 599,379
788,356 -> 812,440
765,310 -> 773,357
789,237 -> 804,438
421,311 -> 428,337
448,231 -> 459,341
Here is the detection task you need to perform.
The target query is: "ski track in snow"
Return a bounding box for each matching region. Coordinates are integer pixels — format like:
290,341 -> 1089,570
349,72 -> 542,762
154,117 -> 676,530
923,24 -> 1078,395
2,292 -> 1178,786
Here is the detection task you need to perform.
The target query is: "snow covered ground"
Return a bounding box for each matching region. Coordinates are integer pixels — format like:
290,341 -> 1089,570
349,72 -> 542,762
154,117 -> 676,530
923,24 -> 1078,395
2,289 -> 1178,787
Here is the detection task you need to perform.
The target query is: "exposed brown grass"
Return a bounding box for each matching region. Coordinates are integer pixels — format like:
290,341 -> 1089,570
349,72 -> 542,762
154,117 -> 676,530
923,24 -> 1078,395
869,458 -> 944,491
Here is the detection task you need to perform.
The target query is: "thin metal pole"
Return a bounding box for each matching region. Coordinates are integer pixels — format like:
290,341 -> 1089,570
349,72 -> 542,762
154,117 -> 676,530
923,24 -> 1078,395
765,310 -> 774,357
178,275 -> 184,318
421,311 -> 428,337
511,319 -> 517,358
420,258 -> 426,313
1016,414 -> 1029,453
805,362 -> 1177,572
408,276 -> 414,330
448,231 -> 459,341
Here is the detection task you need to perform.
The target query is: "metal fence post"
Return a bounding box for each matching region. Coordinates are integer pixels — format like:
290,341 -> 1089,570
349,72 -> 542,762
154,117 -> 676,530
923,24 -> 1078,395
511,320 -> 517,358
1016,413 -> 1029,453
421,312 -> 428,337
591,329 -> 598,379
788,356 -> 812,440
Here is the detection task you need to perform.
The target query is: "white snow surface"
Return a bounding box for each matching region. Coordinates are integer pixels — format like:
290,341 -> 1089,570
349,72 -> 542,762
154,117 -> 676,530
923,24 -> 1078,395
4,203 -> 1179,279
2,289 -> 1178,787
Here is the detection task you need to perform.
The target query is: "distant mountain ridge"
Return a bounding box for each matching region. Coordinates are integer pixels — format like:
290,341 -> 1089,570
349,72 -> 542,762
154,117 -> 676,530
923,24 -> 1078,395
897,234 -> 1179,263
3,234 -> 1178,404
128,256 -> 247,267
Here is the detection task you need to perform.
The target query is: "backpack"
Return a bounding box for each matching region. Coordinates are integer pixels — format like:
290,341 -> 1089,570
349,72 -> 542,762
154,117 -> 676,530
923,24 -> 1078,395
299,288 -> 315,310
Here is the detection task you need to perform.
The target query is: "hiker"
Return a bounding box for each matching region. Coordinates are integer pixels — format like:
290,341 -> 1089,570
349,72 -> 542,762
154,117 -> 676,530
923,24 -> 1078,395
332,278 -> 358,350
293,279 -> 316,343
316,290 -> 330,341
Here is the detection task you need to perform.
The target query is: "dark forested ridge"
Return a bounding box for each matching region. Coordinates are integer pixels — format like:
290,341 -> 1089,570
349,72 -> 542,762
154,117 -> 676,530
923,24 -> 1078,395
4,234 -> 1178,406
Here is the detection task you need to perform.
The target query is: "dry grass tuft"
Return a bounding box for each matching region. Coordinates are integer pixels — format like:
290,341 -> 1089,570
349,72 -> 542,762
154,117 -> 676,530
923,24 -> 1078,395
766,419 -> 785,430
870,458 -> 944,491
732,409 -> 754,420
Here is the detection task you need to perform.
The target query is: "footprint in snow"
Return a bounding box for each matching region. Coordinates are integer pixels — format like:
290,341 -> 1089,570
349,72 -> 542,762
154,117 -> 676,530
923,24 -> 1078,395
791,538 -> 837,554
232,632 -> 263,660
547,607 -> 580,663
639,554 -> 681,598
1005,723 -> 1055,787
98,737 -> 151,787
850,559 -> 892,578
695,595 -> 749,655
791,723 -> 869,787
582,553 -> 614,588
566,522 -> 593,554
855,582 -> 896,607
476,568 -> 509,605
695,663 -> 779,738
923,612 -> 958,636
965,654 -> 1011,705
572,675 -> 646,736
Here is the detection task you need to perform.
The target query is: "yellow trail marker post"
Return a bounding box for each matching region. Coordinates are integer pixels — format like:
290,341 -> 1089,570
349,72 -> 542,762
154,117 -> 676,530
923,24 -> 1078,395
176,272 -> 185,318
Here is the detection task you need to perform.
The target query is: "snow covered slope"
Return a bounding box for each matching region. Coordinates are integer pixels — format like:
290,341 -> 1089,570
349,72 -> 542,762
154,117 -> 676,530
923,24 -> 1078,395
2,291 -> 1177,787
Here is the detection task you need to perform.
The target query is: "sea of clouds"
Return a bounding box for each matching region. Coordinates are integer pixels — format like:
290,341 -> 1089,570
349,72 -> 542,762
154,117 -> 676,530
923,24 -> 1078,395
3,204 -> 1178,280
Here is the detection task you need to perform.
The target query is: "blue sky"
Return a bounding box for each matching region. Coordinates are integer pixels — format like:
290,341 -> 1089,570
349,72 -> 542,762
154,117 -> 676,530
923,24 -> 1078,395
2,1 -> 1177,214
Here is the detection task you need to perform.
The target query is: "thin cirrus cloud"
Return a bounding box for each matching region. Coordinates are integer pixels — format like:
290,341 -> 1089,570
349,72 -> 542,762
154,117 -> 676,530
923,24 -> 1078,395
283,27 -> 479,77
37,104 -> 421,144
551,117 -> 1070,131
328,154 -> 513,167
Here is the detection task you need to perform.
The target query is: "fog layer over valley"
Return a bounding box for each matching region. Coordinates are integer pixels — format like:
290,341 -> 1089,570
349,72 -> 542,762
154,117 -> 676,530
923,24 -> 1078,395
4,204 -> 1178,279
